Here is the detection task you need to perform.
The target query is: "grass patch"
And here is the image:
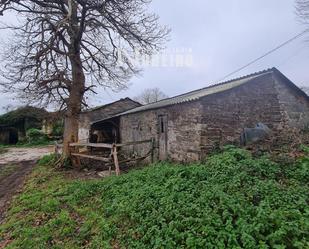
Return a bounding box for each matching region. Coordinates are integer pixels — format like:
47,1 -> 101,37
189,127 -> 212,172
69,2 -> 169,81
0,147 -> 308,248
38,154 -> 59,166
20,140 -> 54,147
0,140 -> 53,149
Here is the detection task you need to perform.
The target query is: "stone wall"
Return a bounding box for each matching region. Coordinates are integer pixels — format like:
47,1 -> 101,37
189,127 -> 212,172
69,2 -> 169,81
120,101 -> 203,162
78,114 -> 91,142
78,98 -> 141,142
0,129 -> 10,144
120,111 -> 158,160
273,73 -> 309,130
119,72 -> 309,162
199,73 -> 284,156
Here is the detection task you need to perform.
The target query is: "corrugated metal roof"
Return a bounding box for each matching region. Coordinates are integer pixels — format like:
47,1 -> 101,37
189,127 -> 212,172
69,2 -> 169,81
91,68 -> 276,125
90,67 -> 309,126
81,98 -> 141,114
119,69 -> 273,116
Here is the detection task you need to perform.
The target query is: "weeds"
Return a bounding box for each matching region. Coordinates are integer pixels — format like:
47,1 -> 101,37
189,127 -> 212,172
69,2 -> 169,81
38,154 -> 58,166
0,147 -> 308,248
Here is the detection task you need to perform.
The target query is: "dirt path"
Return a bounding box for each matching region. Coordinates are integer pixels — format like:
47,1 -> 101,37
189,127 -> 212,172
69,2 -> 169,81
0,146 -> 54,222
0,147 -> 54,164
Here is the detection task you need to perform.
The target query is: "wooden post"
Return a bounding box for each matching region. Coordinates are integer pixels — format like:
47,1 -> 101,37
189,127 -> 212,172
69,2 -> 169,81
75,153 -> 82,168
69,136 -> 81,168
112,144 -> 120,176
71,144 -> 82,168
108,166 -> 112,176
54,142 -> 58,155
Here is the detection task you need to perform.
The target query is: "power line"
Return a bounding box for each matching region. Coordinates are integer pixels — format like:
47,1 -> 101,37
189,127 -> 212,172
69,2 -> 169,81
277,45 -> 305,67
218,29 -> 309,82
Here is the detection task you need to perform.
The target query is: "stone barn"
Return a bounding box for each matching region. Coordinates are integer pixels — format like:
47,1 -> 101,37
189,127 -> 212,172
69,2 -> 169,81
92,68 -> 309,162
78,98 -> 141,143
0,106 -> 48,144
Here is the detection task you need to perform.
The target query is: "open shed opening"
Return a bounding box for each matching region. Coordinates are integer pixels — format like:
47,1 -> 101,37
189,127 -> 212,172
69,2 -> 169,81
90,117 -> 120,144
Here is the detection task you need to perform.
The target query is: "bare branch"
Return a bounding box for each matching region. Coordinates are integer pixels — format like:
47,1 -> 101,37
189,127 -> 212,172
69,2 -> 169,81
0,0 -> 169,155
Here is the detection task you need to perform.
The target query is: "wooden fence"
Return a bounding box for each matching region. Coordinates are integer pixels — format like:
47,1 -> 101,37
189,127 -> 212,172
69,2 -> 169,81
68,138 -> 155,176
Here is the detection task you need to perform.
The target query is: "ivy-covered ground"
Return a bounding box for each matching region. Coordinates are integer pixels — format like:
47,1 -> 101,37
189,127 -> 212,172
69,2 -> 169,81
0,147 -> 308,248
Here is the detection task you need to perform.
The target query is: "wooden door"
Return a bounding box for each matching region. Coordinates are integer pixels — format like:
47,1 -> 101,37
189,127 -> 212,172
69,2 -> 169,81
158,115 -> 168,160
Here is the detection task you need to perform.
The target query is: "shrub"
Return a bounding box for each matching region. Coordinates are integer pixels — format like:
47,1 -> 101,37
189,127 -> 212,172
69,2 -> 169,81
300,144 -> 309,154
51,121 -> 64,137
26,128 -> 43,139
26,128 -> 49,144
0,106 -> 47,128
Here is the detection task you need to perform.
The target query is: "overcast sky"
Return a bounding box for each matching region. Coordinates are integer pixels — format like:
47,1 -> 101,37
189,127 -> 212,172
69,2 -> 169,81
0,0 -> 308,113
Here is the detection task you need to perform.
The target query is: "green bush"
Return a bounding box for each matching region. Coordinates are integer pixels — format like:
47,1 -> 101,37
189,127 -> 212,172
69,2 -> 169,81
300,144 -> 309,154
51,121 -> 64,137
26,128 -> 49,144
26,128 -> 43,139
0,106 -> 47,128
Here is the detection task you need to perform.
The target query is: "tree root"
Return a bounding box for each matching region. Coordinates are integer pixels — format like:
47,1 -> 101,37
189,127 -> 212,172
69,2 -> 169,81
51,155 -> 72,169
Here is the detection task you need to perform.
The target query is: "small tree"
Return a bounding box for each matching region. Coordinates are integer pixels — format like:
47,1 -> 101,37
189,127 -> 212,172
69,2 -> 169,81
0,0 -> 169,159
134,88 -> 168,104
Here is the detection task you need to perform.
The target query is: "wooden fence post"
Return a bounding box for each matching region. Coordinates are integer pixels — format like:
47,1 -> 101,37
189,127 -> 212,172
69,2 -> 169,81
54,142 -> 59,155
69,140 -> 154,176
112,144 -> 120,176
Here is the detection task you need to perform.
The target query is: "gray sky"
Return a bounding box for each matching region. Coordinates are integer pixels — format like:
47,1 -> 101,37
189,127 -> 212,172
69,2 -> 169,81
0,0 -> 308,113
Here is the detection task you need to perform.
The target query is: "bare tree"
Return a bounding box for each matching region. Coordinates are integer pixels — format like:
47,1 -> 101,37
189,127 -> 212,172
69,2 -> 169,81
296,0 -> 309,25
134,87 -> 168,104
1,104 -> 16,113
0,0 -> 169,157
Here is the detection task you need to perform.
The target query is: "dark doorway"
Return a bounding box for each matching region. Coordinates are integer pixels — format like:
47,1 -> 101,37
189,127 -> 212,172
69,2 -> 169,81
158,115 -> 168,160
9,128 -> 18,144
0,127 -> 18,145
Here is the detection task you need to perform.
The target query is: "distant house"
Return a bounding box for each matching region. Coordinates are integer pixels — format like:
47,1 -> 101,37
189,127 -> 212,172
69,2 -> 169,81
91,68 -> 309,162
0,106 -> 48,144
78,98 -> 141,142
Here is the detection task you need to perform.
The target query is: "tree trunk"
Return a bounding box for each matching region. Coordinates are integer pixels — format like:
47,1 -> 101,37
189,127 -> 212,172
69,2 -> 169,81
62,0 -> 85,159
62,54 -> 85,157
